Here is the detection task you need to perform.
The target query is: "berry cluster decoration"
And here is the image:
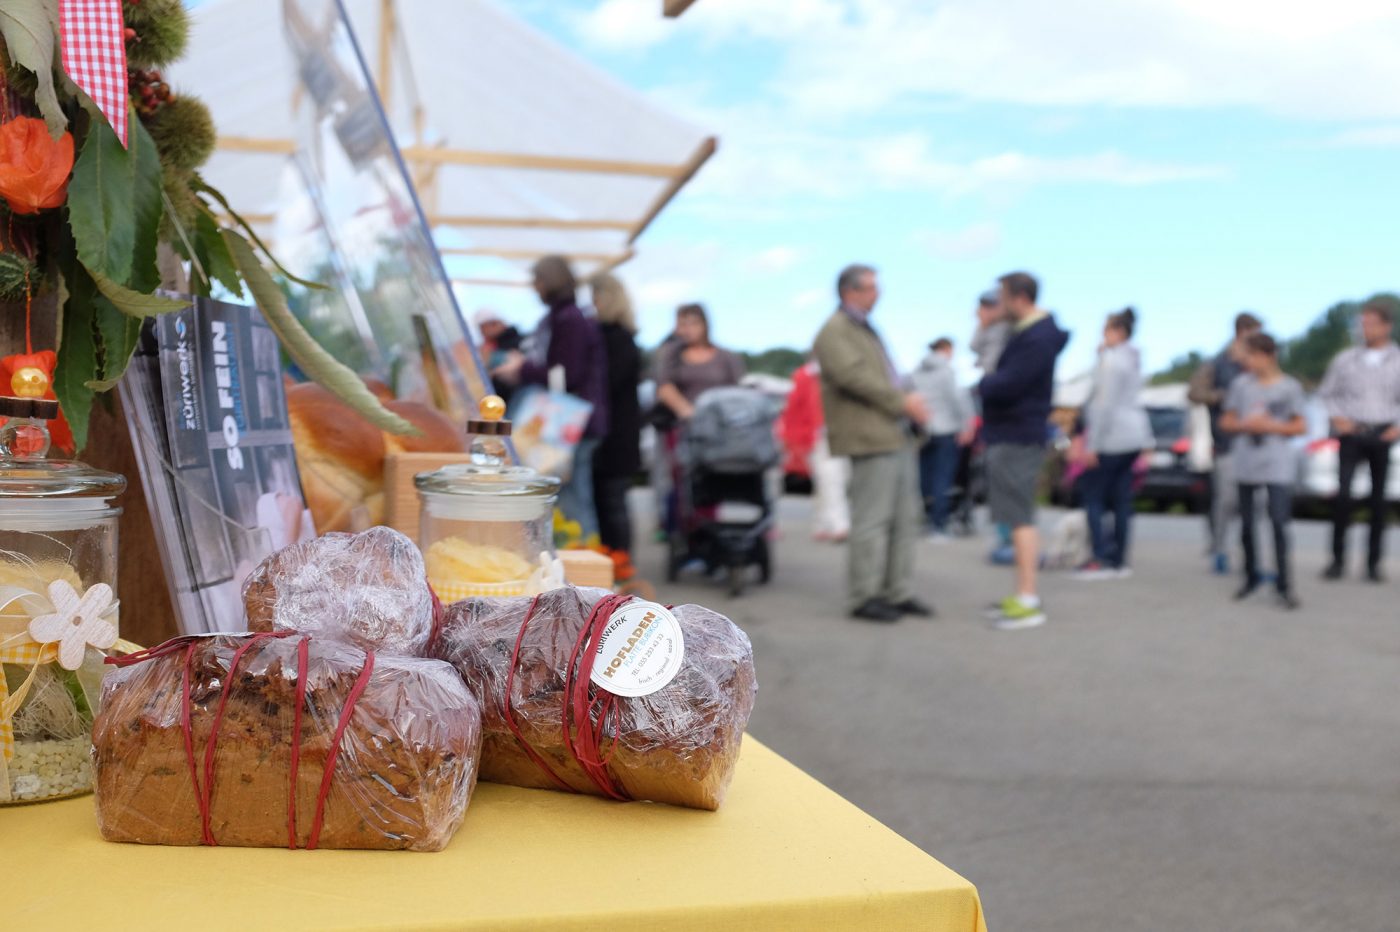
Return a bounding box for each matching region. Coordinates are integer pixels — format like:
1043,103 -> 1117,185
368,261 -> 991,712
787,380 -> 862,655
131,68 -> 174,118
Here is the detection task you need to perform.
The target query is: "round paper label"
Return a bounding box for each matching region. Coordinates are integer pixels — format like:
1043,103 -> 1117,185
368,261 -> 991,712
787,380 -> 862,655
589,601 -> 686,698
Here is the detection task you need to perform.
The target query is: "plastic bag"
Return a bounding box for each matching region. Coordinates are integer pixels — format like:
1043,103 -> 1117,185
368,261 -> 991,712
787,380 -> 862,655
433,587 -> 756,811
508,385 -> 593,480
93,632 -> 481,851
243,527 -> 435,655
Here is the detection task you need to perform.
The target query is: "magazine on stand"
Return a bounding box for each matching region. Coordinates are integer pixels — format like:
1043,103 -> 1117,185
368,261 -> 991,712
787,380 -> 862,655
118,297 -> 313,635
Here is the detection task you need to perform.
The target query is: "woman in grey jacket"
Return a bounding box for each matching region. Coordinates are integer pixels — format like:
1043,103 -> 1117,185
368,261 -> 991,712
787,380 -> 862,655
1077,308 -> 1154,578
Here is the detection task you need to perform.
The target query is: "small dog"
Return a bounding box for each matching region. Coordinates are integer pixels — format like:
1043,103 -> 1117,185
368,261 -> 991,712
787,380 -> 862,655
1044,509 -> 1091,570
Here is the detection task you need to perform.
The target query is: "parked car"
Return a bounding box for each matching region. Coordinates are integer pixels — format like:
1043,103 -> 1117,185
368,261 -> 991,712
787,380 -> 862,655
1137,385 -> 1212,513
1295,396 -> 1400,510
1050,383 -> 1211,512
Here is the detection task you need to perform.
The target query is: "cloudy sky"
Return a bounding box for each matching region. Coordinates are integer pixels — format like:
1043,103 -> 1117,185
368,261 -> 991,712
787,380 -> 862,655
497,0 -> 1399,379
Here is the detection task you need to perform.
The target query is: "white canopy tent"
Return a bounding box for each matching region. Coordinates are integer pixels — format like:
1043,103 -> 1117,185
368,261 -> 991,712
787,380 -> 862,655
171,0 -> 716,288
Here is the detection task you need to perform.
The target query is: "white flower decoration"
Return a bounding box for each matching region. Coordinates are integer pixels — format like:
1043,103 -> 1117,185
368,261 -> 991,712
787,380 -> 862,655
27,580 -> 118,671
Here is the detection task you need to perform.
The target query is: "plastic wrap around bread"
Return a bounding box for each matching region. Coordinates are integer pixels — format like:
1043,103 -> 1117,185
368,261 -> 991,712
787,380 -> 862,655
244,527 -> 436,655
434,587 -> 757,811
93,632 -> 481,851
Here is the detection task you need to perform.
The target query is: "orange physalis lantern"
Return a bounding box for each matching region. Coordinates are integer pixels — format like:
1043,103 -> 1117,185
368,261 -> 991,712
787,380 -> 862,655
0,117 -> 76,215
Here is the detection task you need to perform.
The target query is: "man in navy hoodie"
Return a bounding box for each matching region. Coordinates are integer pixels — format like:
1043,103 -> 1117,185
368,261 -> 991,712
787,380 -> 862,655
979,271 -> 1070,630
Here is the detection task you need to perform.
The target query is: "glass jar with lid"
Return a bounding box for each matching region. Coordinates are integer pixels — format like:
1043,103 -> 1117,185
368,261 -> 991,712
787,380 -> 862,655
417,396 -> 563,603
1,385 -> 126,805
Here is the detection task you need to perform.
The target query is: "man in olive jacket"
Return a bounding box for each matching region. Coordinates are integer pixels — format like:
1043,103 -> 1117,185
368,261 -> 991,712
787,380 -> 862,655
813,264 -> 933,622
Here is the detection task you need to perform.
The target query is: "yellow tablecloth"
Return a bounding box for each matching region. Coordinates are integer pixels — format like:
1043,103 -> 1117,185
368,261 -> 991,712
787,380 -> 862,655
3,740 -> 985,931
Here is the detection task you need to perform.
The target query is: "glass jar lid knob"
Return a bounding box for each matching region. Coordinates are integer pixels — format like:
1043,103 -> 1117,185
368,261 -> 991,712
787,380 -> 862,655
0,365 -> 58,461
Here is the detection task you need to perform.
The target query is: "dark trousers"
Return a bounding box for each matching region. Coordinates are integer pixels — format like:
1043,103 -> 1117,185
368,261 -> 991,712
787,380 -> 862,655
1082,452 -> 1138,568
918,433 -> 960,531
1332,434 -> 1392,570
1240,483 -> 1293,592
593,472 -> 633,553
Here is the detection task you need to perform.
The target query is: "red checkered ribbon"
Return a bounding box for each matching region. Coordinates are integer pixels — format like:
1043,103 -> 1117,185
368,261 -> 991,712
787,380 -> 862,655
59,0 -> 129,148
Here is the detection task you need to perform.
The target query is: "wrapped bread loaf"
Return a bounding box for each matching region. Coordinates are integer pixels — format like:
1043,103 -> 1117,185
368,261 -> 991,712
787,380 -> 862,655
434,587 -> 757,811
93,633 -> 481,851
244,527 -> 436,655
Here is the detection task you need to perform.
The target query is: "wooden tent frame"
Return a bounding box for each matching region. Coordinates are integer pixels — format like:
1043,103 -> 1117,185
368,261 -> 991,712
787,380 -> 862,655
217,0 -> 716,271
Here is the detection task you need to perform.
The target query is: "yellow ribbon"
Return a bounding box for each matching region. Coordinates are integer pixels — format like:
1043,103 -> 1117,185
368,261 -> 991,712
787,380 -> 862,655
0,610 -> 139,762
0,617 -> 141,803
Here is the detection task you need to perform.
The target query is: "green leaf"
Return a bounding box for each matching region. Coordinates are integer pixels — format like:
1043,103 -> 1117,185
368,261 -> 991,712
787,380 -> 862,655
222,230 -> 420,436
56,279 -> 98,451
87,268 -> 189,317
194,206 -> 243,297
193,177 -> 327,290
68,117 -> 137,286
128,115 -> 165,294
0,1 -> 65,138
86,292 -> 142,391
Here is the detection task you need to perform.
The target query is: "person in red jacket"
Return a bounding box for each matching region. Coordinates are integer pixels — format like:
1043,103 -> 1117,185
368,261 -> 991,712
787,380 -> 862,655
779,359 -> 850,541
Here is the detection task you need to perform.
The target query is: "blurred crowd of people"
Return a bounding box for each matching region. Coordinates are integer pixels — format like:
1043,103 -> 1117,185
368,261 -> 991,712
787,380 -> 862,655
482,253 -> 1399,628
485,257 -> 751,582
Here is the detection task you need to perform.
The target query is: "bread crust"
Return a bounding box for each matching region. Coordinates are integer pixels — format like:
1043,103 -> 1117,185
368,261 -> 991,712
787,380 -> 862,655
94,635 -> 481,851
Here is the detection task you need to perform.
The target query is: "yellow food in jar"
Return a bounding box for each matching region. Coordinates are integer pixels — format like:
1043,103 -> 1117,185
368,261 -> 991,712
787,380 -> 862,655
425,538 -> 535,585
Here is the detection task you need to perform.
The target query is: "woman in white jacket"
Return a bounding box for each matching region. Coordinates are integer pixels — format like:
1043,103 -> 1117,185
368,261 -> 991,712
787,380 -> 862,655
1077,308 -> 1154,579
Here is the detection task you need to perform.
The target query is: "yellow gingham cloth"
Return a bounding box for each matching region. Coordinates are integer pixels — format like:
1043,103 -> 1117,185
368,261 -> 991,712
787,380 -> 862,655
428,578 -> 529,604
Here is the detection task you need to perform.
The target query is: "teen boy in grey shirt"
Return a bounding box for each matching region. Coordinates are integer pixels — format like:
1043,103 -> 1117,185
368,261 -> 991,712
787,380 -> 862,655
1222,332 -> 1307,609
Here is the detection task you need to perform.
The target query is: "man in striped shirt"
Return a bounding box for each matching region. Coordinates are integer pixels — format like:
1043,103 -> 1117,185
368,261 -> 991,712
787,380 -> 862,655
1319,298 -> 1400,583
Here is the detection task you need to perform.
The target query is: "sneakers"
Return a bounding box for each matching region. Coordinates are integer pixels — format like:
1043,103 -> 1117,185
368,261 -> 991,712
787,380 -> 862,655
850,598 -> 901,623
892,597 -> 937,618
1212,553 -> 1230,575
1235,581 -> 1302,611
1321,562 -> 1344,581
1073,561 -> 1116,581
926,531 -> 952,545
1233,580 -> 1260,601
990,595 -> 1047,630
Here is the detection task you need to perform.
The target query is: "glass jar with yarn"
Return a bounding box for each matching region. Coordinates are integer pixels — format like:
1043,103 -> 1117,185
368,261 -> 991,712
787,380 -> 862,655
1,364 -> 126,804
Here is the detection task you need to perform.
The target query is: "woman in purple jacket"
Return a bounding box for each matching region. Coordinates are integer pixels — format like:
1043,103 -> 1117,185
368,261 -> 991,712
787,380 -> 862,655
493,256 -> 609,540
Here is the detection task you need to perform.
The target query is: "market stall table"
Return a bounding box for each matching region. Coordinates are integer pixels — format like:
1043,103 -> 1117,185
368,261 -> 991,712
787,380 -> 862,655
4,739 -> 985,931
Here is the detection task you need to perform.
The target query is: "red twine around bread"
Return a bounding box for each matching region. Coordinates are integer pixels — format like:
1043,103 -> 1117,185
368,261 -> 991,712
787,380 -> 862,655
108,633 -> 377,850
502,592 -> 636,801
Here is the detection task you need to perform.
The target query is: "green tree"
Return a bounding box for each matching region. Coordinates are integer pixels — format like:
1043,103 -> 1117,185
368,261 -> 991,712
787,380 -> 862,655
1150,350 -> 1205,385
1280,293 -> 1399,386
740,347 -> 807,378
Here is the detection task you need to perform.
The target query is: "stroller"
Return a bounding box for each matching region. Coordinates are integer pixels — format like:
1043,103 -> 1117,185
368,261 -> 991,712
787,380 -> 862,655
667,386 -> 779,596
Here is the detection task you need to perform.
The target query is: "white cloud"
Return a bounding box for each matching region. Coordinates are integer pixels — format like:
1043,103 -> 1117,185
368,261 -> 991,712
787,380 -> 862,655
571,0 -> 671,50
579,0 -> 1400,121
746,245 -> 802,273
683,117 -> 1224,209
792,286 -> 829,311
643,88 -> 1224,220
917,222 -> 1003,260
1322,125 -> 1400,148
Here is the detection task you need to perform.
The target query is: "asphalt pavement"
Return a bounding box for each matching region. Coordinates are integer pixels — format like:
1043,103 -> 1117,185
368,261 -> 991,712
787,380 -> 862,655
631,493 -> 1400,932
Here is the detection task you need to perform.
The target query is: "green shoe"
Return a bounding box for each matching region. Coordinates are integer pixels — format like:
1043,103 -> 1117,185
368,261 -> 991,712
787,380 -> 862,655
991,596 -> 1046,630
